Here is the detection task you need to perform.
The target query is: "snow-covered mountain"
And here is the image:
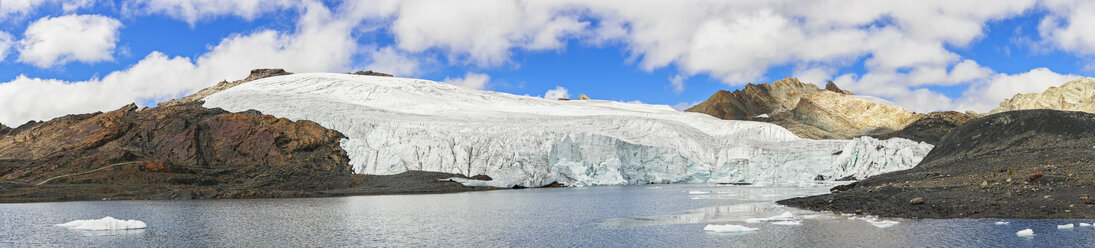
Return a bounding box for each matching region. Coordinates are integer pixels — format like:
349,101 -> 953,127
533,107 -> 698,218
203,73 -> 933,187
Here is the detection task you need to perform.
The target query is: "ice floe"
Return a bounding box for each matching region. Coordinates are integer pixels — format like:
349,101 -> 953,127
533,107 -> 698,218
771,220 -> 803,226
704,224 -> 759,233
1058,224 -> 1074,229
1016,229 -> 1034,237
55,217 -> 147,230
1080,223 -> 1092,227
994,221 -> 1009,225
745,212 -> 795,223
849,215 -> 899,228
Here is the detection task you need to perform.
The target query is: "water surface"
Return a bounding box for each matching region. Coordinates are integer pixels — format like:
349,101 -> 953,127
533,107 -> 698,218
2,183 -> 1092,247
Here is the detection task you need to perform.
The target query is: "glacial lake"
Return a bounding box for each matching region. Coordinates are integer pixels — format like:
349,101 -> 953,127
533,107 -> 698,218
2,183 -> 1093,247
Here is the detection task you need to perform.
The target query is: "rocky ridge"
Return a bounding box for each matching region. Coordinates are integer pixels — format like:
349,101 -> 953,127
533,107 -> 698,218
779,109 -> 1095,218
158,68 -> 293,107
686,78 -> 920,139
873,111 -> 980,145
991,78 -> 1095,114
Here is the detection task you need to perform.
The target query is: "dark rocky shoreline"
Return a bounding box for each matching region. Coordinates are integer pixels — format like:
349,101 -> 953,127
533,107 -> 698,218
779,110 -> 1095,218
0,170 -> 495,203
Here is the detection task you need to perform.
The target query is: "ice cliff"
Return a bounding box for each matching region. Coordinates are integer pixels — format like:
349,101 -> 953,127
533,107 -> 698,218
203,73 -> 932,188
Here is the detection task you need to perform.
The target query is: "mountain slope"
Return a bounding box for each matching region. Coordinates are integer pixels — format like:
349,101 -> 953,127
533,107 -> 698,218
991,78 -> 1095,114
686,78 -> 919,139
204,73 -> 933,188
779,110 -> 1095,218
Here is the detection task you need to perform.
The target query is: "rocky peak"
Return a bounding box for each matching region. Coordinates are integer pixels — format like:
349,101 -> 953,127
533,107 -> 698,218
159,69 -> 294,107
578,94 -> 590,100
687,77 -> 918,139
0,123 -> 9,136
350,70 -> 394,77
990,77 -> 1095,114
685,77 -> 821,120
825,81 -> 854,95
243,68 -> 292,82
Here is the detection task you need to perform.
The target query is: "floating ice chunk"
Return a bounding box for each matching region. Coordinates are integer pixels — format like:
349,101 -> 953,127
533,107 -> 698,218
688,191 -> 710,195
1080,223 -> 1092,227
1058,224 -> 1074,229
1016,229 -> 1034,237
746,212 -> 795,223
771,220 -> 802,226
704,224 -> 759,233
56,217 -> 146,230
849,215 -> 899,228
995,221 -> 1009,225
755,114 -> 769,118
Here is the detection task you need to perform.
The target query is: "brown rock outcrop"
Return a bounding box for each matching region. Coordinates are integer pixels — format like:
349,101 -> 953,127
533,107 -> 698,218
578,94 -> 590,100
0,123 -> 9,136
825,81 -> 853,95
350,70 -> 394,77
0,102 -> 351,194
158,68 -> 292,107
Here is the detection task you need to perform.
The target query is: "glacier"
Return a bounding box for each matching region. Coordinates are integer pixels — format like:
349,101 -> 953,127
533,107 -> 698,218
203,73 -> 933,188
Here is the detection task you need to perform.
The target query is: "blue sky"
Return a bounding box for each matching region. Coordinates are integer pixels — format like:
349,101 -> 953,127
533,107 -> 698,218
0,0 -> 1093,124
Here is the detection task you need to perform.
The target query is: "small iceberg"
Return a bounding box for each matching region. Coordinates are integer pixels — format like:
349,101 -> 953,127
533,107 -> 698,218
1016,229 -> 1034,237
1079,223 -> 1092,227
746,212 -> 795,223
994,221 -> 1009,225
771,220 -> 803,226
704,224 -> 759,233
56,217 -> 146,230
849,215 -> 899,228
1058,224 -> 1074,229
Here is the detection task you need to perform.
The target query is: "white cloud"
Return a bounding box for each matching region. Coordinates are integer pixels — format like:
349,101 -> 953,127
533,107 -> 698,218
367,0 -> 589,67
955,68 -> 1082,112
0,0 -> 46,19
61,0 -> 94,12
365,46 -> 421,77
0,1 -> 357,124
906,59 -> 995,86
1038,0 -> 1095,55
0,0 -> 97,20
444,72 -> 490,90
668,74 -> 685,93
0,31 -> 12,61
793,67 -> 835,86
123,0 -> 298,25
543,86 -> 569,100
17,14 -> 122,68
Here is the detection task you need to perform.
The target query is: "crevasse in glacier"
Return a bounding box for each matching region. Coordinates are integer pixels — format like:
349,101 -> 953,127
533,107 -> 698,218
203,73 -> 933,188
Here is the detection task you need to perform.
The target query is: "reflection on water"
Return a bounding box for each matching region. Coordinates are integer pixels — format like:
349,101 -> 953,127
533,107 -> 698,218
1,183 -> 1094,247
